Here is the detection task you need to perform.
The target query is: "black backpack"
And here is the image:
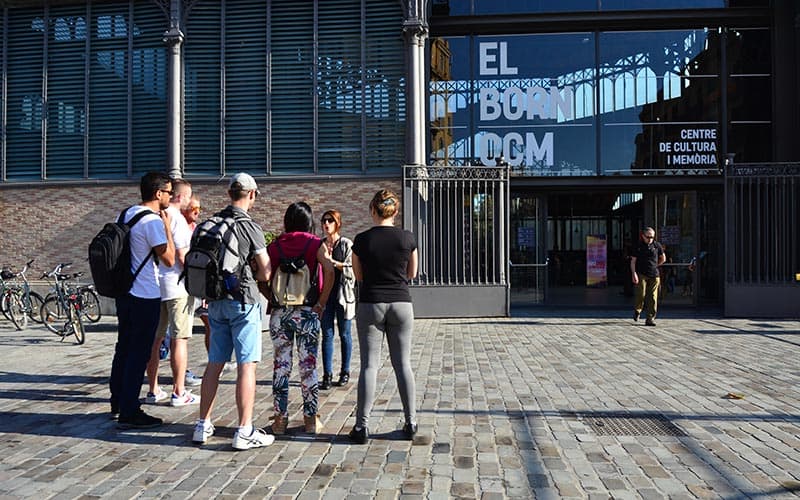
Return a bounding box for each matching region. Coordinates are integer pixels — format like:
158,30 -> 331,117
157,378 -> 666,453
88,207 -> 155,298
183,208 -> 246,301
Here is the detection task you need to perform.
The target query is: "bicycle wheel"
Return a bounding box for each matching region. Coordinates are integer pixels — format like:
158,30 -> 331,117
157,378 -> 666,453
6,293 -> 27,330
69,302 -> 86,345
1,290 -> 12,321
0,288 -> 14,321
27,291 -> 45,324
80,289 -> 101,323
41,296 -> 67,335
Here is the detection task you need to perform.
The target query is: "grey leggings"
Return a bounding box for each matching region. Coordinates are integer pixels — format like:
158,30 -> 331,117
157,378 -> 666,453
355,302 -> 416,428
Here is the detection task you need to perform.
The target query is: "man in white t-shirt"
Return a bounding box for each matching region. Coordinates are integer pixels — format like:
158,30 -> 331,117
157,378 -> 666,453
111,172 -> 176,429
145,178 -> 200,407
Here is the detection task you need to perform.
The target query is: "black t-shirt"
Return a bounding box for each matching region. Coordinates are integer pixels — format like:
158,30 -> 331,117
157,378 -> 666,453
352,226 -> 417,303
632,239 -> 664,278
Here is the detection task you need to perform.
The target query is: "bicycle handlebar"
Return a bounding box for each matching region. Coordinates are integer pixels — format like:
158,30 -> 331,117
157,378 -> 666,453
45,262 -> 73,278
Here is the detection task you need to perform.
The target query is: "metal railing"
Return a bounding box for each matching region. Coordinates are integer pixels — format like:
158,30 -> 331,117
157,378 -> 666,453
724,162 -> 800,285
403,165 -> 509,287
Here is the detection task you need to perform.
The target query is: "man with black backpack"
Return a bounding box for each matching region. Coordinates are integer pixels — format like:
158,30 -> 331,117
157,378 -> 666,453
109,172 -> 176,429
190,173 -> 275,450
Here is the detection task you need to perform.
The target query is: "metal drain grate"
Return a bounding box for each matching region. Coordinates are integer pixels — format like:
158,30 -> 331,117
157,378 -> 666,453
572,412 -> 687,437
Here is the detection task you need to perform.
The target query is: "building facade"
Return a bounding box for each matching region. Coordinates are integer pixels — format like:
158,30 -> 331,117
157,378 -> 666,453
0,0 -> 798,317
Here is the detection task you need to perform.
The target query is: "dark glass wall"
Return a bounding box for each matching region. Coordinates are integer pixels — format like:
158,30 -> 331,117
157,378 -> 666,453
430,27 -> 771,176
432,0 -> 766,16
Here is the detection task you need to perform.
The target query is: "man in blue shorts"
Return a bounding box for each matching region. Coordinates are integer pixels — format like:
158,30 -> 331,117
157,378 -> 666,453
191,173 -> 274,450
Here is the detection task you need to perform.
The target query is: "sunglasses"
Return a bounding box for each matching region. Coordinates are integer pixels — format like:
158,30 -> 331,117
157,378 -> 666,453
160,189 -> 174,196
321,217 -> 335,224
191,206 -> 201,213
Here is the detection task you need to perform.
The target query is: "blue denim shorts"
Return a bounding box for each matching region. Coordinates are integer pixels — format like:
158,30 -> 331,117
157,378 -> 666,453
207,300 -> 262,364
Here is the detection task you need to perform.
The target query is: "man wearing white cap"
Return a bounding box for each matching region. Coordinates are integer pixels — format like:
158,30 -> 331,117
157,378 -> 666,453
192,173 -> 275,450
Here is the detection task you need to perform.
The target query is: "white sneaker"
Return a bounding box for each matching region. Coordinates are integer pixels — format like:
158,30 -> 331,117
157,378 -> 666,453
145,389 -> 169,404
171,391 -> 199,407
222,362 -> 237,375
232,428 -> 274,450
185,370 -> 202,387
192,421 -> 214,444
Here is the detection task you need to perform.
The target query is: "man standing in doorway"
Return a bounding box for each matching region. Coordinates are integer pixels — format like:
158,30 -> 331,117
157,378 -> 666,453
631,227 -> 666,327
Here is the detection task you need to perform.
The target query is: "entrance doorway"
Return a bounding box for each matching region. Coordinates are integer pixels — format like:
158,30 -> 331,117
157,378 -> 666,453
510,190 -> 719,308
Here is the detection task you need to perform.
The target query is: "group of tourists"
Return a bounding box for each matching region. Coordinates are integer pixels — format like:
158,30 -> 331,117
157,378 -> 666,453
108,171 -> 418,450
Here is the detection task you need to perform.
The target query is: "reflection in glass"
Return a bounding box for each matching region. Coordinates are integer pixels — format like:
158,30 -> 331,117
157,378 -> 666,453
429,33 -> 596,174
602,0 -> 724,10
599,30 -> 721,174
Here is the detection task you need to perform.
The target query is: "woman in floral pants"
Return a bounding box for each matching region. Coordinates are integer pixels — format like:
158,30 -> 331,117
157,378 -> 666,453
267,202 -> 334,434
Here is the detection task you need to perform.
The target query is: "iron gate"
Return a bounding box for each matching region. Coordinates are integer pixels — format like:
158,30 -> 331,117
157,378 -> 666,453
724,162 -> 800,317
403,165 -> 509,317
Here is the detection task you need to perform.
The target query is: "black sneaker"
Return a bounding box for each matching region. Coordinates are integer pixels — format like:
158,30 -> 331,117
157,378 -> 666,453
110,401 -> 119,420
320,373 -> 333,390
334,371 -> 350,387
645,319 -> 657,326
402,422 -> 418,439
633,310 -> 640,322
348,426 -> 368,444
117,409 -> 163,430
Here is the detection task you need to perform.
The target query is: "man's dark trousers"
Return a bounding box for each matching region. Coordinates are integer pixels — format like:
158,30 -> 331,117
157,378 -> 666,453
110,294 -> 161,417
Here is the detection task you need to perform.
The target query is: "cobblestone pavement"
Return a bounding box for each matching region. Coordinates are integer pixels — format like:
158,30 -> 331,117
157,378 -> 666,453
0,311 -> 799,499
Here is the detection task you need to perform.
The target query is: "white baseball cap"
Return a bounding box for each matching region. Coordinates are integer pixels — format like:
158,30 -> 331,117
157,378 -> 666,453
228,172 -> 259,195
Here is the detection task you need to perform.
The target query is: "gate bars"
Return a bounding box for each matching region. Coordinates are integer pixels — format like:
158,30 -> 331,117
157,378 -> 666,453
403,165 -> 509,288
724,162 -> 800,285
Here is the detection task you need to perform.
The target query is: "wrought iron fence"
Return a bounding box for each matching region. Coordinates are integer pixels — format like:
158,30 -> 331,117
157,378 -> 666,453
725,162 -> 800,285
403,165 -> 509,286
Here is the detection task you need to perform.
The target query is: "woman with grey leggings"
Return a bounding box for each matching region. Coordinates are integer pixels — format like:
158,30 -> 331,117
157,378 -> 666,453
349,189 -> 419,444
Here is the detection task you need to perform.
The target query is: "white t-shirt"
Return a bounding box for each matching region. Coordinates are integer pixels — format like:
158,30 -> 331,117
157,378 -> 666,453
124,205 -> 168,300
158,205 -> 192,300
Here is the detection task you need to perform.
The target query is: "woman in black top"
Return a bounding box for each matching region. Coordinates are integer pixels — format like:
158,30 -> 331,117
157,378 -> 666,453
348,189 -> 418,444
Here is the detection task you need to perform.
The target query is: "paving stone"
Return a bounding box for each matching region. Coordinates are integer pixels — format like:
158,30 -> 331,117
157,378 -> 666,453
1,315 -> 798,499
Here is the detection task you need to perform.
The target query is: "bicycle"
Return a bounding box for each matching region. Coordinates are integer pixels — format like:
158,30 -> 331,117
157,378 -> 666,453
78,284 -> 102,323
0,259 -> 45,330
40,263 -> 86,344
0,268 -> 20,323
42,278 -> 100,325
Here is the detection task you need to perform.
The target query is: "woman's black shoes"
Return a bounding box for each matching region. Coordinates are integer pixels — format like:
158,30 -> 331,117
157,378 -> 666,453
320,373 -> 333,390
349,426 -> 368,444
334,371 -> 350,386
402,422 -> 418,439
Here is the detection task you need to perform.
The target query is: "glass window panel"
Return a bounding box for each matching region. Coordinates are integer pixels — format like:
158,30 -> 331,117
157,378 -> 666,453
430,33 -> 597,175
728,123 -> 771,162
46,4 -> 87,179
317,0 -> 362,173
364,0 -> 406,172
599,30 -> 720,175
602,123 -> 720,174
601,0 -> 724,9
6,8 -> 44,180
270,1 -> 313,173
131,2 -> 167,177
475,0 -> 597,15
89,2 -> 130,178
430,36 -> 471,165
729,76 -> 770,121
226,0 -> 267,175
728,28 -> 770,75
183,1 -> 222,176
